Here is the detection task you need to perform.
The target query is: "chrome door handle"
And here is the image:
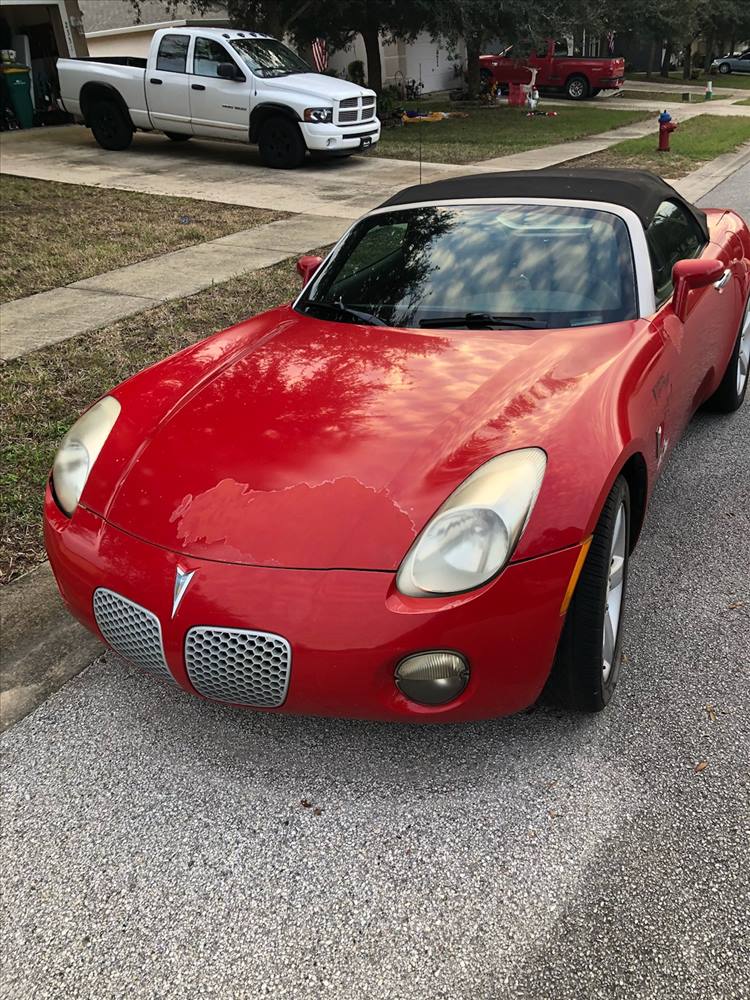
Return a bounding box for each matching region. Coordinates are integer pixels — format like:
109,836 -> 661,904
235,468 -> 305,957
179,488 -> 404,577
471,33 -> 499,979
714,268 -> 731,290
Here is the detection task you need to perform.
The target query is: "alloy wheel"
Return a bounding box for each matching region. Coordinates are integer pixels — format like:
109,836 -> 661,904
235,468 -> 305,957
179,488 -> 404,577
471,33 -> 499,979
602,502 -> 627,682
737,298 -> 750,395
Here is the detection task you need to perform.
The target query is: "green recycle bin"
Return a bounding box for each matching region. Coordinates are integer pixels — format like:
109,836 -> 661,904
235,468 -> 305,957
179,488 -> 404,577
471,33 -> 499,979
2,65 -> 34,129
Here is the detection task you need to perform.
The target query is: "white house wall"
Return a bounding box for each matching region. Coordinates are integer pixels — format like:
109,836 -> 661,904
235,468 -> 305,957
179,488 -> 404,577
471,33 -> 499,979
328,31 -> 465,92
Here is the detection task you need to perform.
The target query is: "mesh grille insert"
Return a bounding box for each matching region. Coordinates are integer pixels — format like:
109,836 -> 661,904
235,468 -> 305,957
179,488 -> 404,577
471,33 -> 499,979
93,588 -> 173,681
185,627 -> 291,707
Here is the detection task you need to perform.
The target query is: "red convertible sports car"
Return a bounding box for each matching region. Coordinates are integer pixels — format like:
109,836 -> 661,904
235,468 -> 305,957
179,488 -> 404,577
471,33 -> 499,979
45,170 -> 749,721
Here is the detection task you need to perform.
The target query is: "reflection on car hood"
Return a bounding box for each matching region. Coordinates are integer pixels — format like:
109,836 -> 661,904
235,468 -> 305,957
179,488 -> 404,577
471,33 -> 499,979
88,306 -> 635,569
264,73 -> 374,102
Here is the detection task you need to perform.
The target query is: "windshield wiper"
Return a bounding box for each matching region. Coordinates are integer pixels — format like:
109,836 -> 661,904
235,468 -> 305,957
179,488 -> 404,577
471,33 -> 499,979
419,313 -> 547,330
301,299 -> 387,327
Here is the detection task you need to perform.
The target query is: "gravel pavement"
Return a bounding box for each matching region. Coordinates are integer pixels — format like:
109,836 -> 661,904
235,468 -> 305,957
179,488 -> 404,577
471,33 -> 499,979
1,170 -> 749,1000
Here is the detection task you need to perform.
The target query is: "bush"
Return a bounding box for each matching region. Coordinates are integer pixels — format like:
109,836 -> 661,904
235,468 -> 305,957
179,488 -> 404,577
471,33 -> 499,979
348,59 -> 365,86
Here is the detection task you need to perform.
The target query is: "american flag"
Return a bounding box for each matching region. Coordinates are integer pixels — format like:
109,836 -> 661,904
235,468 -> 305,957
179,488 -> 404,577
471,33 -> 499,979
312,37 -> 328,72
606,31 -> 616,55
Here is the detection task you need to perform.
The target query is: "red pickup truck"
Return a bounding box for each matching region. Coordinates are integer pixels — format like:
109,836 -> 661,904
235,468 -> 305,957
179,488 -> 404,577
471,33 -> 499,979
480,40 -> 625,100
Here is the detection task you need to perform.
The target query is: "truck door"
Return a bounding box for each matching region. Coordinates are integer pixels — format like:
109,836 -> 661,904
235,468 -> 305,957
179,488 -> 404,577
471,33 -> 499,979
188,37 -> 250,140
146,32 -> 192,135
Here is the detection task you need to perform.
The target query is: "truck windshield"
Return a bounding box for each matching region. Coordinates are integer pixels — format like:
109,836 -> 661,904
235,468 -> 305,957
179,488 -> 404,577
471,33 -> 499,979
230,38 -> 311,78
296,203 -> 638,330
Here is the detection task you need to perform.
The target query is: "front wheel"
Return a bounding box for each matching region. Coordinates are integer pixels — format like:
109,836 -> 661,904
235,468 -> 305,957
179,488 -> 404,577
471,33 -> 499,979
258,116 -> 306,169
566,75 -> 590,100
705,295 -> 750,412
164,131 -> 191,142
547,476 -> 631,712
89,99 -> 133,151
718,62 -> 732,74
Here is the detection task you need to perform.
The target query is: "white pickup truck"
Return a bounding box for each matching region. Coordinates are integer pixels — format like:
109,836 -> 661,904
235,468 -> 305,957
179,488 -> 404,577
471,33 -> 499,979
57,26 -> 380,168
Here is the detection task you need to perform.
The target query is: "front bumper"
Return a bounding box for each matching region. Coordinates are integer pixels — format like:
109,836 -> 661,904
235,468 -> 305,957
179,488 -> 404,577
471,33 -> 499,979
300,119 -> 380,152
44,487 -> 583,722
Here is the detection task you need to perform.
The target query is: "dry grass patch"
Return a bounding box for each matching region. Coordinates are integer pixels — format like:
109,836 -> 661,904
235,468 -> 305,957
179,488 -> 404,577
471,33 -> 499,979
0,175 -> 286,304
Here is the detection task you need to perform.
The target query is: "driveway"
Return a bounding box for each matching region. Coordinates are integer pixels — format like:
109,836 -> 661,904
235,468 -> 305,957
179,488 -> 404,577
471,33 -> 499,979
1,173 -> 749,1000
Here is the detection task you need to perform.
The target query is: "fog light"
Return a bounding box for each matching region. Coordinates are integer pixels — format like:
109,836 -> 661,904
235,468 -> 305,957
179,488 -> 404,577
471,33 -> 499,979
395,651 -> 469,706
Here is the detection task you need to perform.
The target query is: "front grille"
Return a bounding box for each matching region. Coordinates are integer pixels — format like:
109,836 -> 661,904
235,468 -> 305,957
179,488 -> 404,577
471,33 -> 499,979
336,96 -> 377,126
185,626 -> 291,707
93,588 -> 173,682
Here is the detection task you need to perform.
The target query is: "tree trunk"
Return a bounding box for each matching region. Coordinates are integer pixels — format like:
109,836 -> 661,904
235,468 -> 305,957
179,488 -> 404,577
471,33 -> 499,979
465,32 -> 482,98
646,36 -> 657,79
704,34 -> 715,74
361,23 -> 382,93
683,44 -> 692,80
660,40 -> 672,78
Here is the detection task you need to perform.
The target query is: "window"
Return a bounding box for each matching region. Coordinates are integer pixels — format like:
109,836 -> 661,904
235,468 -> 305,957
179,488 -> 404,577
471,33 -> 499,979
646,200 -> 705,303
194,37 -> 234,78
298,204 -> 638,330
156,34 -> 189,73
230,38 -> 311,78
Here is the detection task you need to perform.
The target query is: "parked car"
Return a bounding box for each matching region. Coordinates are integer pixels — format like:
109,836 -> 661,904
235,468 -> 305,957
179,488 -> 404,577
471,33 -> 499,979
57,26 -> 379,168
710,49 -> 750,75
480,39 -> 625,99
45,170 -> 749,722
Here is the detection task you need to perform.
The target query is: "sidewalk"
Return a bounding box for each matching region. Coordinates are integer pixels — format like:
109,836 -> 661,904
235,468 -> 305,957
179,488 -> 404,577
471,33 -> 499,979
0,214 -> 347,360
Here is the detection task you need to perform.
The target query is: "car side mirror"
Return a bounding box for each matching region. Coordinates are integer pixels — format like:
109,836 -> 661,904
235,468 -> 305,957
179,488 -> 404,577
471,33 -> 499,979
672,258 -> 725,321
297,255 -> 323,286
217,62 -> 242,81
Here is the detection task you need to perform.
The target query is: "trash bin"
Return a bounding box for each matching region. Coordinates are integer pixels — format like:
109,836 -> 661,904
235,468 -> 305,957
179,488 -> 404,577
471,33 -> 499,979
1,65 -> 34,128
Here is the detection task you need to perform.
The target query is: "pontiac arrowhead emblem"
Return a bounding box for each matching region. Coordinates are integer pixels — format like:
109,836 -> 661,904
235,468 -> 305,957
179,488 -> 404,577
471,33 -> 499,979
172,566 -> 195,618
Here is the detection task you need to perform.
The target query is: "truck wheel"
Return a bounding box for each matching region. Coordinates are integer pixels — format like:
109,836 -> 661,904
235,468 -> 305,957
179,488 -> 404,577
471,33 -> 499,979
89,99 -> 133,151
258,116 -> 306,169
165,132 -> 192,142
565,75 -> 590,100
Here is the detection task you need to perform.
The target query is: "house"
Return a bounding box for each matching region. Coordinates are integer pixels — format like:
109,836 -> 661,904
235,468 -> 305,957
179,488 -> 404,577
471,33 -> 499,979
79,0 -> 228,58
328,32 -> 466,94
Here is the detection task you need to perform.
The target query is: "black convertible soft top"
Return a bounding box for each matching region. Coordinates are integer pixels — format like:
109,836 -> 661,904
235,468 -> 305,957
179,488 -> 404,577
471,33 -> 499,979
378,168 -> 710,241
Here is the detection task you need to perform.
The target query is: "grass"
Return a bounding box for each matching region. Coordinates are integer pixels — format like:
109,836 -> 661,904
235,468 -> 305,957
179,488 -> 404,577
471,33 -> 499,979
0,176 -> 285,304
628,71 -> 750,90
0,254 -> 310,585
372,102 -> 652,163
734,97 -> 750,106
566,113 -> 750,177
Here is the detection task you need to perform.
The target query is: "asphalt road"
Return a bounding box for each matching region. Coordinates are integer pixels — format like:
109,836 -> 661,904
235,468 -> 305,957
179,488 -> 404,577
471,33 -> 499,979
1,171 -> 749,1000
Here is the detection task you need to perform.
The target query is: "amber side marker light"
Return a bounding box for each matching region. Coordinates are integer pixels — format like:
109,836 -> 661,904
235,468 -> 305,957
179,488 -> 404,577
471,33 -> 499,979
560,537 -> 593,615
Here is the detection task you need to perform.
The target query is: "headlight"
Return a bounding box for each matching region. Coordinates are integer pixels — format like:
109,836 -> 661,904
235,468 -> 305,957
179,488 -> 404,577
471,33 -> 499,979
396,448 -> 547,597
303,107 -> 333,123
51,396 -> 121,516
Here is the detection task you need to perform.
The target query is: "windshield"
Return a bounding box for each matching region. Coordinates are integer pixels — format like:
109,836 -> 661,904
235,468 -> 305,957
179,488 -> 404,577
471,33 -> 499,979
230,38 -> 311,78
297,203 -> 638,329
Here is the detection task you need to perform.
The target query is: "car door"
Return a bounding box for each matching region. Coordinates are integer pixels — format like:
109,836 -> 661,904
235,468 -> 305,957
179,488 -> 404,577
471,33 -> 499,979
188,37 -> 249,140
646,200 -> 736,438
146,32 -> 192,134
738,51 -> 750,73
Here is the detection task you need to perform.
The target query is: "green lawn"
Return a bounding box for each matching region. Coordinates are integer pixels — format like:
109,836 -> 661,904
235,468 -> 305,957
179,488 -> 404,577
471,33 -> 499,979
0,176 -> 285,304
372,103 -> 652,163
628,71 -> 750,90
734,97 -> 750,106
0,253 -> 312,584
567,113 -> 750,177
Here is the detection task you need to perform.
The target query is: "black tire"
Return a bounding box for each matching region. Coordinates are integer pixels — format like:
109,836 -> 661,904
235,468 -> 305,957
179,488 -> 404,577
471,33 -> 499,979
164,131 -> 192,142
718,62 -> 732,75
258,116 -> 306,169
547,476 -> 631,712
565,74 -> 590,100
89,99 -> 133,151
704,295 -> 750,413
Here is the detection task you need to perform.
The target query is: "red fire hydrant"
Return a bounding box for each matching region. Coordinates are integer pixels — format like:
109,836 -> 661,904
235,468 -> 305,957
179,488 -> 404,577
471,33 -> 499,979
658,110 -> 677,152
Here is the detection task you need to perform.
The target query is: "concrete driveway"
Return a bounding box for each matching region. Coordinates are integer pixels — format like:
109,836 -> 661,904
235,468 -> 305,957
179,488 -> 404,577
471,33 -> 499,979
1,172 -> 748,1000
0,125 -> 470,220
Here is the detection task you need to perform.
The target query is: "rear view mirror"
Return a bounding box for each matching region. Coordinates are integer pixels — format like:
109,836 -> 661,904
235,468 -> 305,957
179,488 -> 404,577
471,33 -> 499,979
217,62 -> 242,81
297,255 -> 323,286
672,258 -> 725,321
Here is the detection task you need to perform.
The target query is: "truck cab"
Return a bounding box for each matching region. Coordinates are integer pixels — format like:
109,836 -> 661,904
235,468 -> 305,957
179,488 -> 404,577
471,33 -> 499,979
58,27 -> 380,168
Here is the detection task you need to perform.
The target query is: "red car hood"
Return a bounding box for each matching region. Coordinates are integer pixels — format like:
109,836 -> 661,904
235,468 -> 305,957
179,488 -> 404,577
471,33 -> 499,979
93,307 -> 629,570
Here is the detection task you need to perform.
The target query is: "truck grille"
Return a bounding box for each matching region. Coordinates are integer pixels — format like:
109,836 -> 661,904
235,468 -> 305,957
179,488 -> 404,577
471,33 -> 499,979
93,588 -> 173,682
336,95 -> 377,125
185,626 -> 291,707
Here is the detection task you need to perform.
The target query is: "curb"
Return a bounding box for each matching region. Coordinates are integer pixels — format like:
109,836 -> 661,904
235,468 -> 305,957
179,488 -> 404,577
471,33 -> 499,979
670,141 -> 750,201
0,561 -> 103,732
